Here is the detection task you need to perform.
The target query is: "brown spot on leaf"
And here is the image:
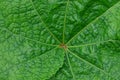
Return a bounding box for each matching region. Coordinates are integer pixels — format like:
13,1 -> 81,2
59,43 -> 68,50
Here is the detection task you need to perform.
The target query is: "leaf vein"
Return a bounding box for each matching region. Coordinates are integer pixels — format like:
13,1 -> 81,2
68,39 -> 120,48
65,52 -> 75,80
66,1 -> 120,44
67,49 -> 107,74
63,0 -> 69,43
0,27 -> 58,47
30,0 -> 61,43
0,47 -> 58,75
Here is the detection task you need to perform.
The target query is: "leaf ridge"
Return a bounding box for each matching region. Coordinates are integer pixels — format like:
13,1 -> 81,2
66,1 -> 120,44
30,0 -> 61,43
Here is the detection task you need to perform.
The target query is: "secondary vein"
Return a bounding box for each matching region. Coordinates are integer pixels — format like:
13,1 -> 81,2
65,52 -> 75,80
68,39 -> 119,48
0,27 -> 58,47
30,0 -> 61,44
0,47 -> 58,75
67,49 -> 108,74
66,1 -> 120,44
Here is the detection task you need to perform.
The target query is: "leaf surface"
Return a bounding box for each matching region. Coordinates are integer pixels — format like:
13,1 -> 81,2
0,0 -> 120,80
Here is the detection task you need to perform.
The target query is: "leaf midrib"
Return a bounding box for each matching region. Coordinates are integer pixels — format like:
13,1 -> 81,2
63,0 -> 69,43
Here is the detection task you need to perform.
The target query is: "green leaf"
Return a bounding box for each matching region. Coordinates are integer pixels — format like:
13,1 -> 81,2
0,0 -> 120,80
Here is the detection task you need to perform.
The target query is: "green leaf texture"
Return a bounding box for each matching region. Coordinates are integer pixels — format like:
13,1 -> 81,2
0,0 -> 120,80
